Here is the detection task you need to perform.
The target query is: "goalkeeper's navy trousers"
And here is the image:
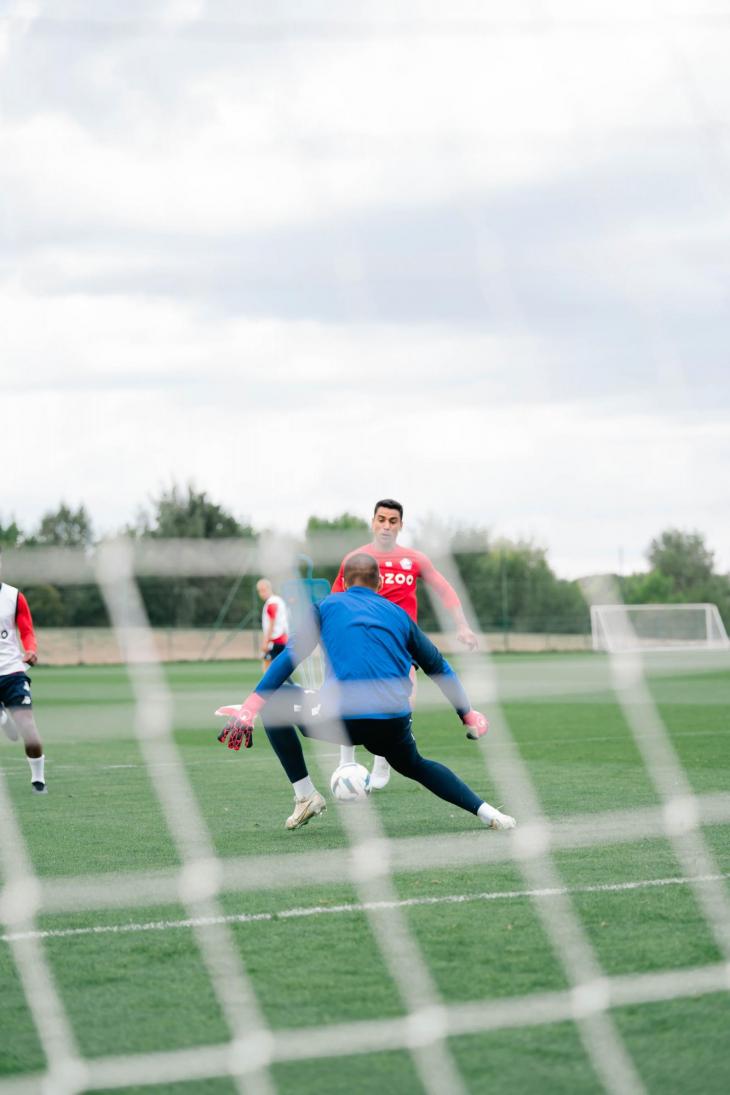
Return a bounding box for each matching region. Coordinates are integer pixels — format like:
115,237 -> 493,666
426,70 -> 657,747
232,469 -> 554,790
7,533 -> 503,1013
262,683 -> 483,816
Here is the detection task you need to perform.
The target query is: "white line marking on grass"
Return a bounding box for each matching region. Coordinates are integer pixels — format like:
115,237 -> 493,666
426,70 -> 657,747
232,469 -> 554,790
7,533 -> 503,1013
1,730 -> 726,778
3,872 -> 729,944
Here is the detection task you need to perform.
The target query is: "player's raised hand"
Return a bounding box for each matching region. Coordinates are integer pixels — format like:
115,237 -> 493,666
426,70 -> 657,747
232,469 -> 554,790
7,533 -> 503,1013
462,709 -> 489,740
456,625 -> 478,651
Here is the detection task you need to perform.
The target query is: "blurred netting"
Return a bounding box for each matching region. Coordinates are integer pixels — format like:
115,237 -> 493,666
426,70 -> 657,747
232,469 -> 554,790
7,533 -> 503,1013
3,1 -> 730,1091
0,535 -> 729,1094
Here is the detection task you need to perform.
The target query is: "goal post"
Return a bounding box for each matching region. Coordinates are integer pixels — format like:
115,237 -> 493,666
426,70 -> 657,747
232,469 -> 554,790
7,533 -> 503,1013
591,602 -> 730,653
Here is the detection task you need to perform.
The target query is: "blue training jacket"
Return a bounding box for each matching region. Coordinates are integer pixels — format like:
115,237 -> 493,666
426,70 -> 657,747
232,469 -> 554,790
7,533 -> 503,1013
254,585 -> 471,720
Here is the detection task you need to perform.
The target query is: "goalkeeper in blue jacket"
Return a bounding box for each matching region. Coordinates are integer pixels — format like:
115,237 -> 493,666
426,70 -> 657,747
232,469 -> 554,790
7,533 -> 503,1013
216,553 -> 516,832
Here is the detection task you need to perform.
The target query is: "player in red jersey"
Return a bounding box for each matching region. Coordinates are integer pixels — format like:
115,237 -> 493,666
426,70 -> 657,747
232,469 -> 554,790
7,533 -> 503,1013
331,499 -> 478,787
256,578 -> 290,672
0,553 -> 48,793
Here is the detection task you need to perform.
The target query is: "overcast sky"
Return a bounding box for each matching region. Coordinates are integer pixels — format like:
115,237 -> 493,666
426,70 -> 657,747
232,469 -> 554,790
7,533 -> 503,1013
2,0 -> 729,577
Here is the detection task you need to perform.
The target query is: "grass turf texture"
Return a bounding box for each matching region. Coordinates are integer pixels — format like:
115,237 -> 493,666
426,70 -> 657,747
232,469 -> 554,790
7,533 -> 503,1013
0,654 -> 728,1094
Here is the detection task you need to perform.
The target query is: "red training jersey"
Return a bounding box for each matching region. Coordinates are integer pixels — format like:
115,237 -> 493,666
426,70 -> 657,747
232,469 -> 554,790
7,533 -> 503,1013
331,543 -> 461,623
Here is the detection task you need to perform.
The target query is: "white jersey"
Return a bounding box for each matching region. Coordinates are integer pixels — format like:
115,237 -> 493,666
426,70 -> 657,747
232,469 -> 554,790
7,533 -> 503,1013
0,583 -> 28,675
261,594 -> 289,643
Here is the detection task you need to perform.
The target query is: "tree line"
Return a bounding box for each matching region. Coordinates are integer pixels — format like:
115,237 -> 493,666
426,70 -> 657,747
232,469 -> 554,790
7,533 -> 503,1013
1,488 -> 728,633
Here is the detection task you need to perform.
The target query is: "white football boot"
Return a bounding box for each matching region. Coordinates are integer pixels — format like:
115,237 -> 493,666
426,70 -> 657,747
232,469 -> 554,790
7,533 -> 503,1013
286,791 -> 327,830
487,809 -> 516,831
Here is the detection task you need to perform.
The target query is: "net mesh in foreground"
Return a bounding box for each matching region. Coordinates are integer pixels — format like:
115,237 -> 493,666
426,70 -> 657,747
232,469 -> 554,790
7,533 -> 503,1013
0,536 -> 729,1095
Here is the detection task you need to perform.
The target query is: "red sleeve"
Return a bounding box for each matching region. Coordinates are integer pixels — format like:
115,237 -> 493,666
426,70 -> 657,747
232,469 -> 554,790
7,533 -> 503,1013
415,551 -> 462,612
16,593 -> 37,653
332,545 -> 372,593
265,603 -> 277,620
331,561 -> 346,593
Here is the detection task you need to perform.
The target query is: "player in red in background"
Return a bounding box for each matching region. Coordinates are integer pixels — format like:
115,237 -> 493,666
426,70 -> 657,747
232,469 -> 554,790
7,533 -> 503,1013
0,552 -> 48,793
256,578 -> 290,672
331,499 -> 478,788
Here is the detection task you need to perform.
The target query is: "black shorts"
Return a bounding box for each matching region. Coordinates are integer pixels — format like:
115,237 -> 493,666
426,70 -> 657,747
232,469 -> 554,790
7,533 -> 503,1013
261,682 -> 412,751
0,672 -> 33,709
264,643 -> 287,663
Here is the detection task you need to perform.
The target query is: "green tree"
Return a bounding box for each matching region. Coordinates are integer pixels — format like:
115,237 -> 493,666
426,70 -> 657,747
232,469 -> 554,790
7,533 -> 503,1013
425,530 -> 589,635
305,512 -> 370,588
23,505 -> 100,626
29,503 -> 94,547
634,528 -> 730,629
647,529 -> 714,595
0,517 -> 23,548
23,584 -> 65,627
140,484 -> 252,541
622,569 -> 676,605
306,513 -> 368,534
136,484 -> 256,627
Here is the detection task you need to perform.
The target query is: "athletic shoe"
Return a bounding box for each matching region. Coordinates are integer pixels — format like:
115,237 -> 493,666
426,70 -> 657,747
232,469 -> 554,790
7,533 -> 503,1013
488,809 -> 516,831
285,791 -> 326,830
31,781 -> 48,795
370,757 -> 391,790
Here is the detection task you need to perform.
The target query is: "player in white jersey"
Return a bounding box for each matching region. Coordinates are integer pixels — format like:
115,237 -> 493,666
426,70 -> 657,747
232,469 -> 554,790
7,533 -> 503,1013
0,555 -> 48,793
256,579 -> 290,672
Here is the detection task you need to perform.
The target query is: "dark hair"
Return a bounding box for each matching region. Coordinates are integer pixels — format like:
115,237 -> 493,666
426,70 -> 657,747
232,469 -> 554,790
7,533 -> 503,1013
343,553 -> 381,589
373,498 -> 403,519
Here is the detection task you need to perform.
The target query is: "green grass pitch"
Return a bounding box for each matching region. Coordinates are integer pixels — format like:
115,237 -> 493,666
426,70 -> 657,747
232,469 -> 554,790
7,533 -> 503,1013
1,654 -> 729,1094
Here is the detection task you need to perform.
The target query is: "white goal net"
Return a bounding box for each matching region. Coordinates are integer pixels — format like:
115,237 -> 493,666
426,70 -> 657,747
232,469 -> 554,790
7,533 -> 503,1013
591,603 -> 730,654
1,537 -> 729,1095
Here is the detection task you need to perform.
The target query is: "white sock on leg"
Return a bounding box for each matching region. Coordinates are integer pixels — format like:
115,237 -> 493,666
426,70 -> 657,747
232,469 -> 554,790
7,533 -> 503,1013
369,755 -> 391,789
477,802 -> 499,825
28,754 -> 45,783
339,745 -> 356,765
478,801 -> 516,829
292,775 -> 315,799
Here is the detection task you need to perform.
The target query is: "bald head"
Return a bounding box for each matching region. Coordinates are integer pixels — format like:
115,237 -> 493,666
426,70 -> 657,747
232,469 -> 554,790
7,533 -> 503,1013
343,553 -> 381,591
256,578 -> 272,601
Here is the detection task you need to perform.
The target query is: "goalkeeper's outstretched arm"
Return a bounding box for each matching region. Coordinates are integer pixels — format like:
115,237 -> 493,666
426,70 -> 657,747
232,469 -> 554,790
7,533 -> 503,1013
406,621 -> 489,739
253,605 -> 320,699
216,607 -> 322,748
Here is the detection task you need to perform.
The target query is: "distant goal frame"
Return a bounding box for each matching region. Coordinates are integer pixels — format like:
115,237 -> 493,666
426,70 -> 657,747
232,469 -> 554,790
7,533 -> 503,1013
590,602 -> 730,653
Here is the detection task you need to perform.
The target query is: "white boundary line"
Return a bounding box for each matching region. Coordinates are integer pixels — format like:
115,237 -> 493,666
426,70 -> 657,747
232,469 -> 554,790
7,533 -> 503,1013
20,788 -> 730,919
3,871 -> 729,945
2,725 -> 728,775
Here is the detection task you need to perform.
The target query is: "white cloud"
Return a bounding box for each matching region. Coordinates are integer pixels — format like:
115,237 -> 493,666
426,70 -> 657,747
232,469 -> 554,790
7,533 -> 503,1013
4,343 -> 729,577
2,4 -> 729,580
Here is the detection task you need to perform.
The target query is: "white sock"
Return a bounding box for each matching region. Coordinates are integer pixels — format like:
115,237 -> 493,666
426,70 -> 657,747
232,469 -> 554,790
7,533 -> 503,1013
339,745 -> 356,765
477,801 -> 500,825
28,755 -> 45,783
292,776 -> 315,799
372,755 -> 389,771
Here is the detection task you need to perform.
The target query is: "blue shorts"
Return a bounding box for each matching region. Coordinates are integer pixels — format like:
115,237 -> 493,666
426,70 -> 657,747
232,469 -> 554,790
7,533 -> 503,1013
0,672 -> 33,709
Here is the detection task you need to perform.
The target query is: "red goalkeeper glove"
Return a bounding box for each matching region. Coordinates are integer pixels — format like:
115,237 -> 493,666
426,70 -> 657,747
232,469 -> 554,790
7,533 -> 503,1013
218,717 -> 253,751
215,693 -> 265,751
462,709 -> 489,740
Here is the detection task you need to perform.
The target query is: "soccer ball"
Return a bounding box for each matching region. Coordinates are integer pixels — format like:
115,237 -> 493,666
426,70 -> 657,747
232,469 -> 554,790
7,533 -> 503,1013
330,762 -> 372,803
